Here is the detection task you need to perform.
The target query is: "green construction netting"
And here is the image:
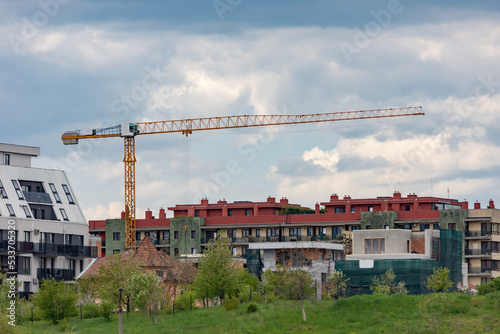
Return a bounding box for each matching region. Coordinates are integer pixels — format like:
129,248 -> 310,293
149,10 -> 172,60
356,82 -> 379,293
246,249 -> 263,280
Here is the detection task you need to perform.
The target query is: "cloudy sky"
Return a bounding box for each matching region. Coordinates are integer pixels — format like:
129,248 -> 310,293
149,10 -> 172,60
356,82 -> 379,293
2,0 -> 500,220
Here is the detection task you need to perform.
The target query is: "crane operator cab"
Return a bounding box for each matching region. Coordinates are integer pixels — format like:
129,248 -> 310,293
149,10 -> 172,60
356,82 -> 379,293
121,123 -> 139,137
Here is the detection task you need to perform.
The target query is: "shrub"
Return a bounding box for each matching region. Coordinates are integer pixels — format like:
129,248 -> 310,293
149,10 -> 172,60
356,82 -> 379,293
83,303 -> 101,319
33,279 -> 78,324
101,301 -> 115,321
238,285 -> 254,302
224,296 -> 239,311
252,293 -> 264,303
477,276 -> 500,295
265,293 -> 278,303
426,267 -> 453,293
247,303 -> 258,313
56,318 -> 74,333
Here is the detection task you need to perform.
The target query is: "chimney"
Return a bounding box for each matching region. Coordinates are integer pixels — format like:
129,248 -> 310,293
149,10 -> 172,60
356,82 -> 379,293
343,195 -> 351,200
315,203 -> 320,214
159,208 -> 166,219
280,198 -> 289,205
120,211 -> 125,219
201,198 -> 209,206
461,201 -> 468,210
393,191 -> 402,199
330,194 -> 339,201
267,196 -> 275,203
145,209 -> 153,219
474,201 -> 480,210
489,200 -> 495,209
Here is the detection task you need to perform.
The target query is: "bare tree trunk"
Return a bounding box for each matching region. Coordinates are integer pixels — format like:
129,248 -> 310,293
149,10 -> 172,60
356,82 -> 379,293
301,298 -> 307,322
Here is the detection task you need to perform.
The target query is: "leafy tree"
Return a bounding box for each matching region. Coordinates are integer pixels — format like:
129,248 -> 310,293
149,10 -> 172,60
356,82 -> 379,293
370,269 -> 407,295
326,270 -> 349,300
33,279 -> 77,324
192,234 -> 249,303
264,250 -> 316,322
477,276 -> 500,295
426,267 -> 454,293
77,275 -> 99,305
128,271 -> 165,323
96,253 -> 141,314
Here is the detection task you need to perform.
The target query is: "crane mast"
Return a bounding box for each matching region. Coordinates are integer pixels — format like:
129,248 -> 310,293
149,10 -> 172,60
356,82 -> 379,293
62,106 -> 424,250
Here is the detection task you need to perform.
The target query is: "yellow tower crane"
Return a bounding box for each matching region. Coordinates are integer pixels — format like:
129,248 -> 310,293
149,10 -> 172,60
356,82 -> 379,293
62,106 -> 424,250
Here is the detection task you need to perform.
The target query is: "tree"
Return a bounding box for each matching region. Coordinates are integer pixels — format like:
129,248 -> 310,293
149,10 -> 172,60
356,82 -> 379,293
128,272 -> 165,324
264,249 -> 317,322
326,270 -> 349,300
370,269 -> 407,295
96,253 -> 142,314
477,276 -> 500,295
192,234 -> 249,303
426,267 -> 454,293
33,279 -> 77,324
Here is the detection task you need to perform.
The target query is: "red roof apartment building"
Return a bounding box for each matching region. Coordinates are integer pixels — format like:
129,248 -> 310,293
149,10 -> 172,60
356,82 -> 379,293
89,192 -> 500,286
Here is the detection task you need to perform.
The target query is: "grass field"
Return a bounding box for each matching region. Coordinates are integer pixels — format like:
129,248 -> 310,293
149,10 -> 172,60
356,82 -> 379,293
15,293 -> 500,334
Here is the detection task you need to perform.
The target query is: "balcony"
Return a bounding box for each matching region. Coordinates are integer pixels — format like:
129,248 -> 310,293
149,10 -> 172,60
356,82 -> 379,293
464,249 -> 499,258
23,191 -> 52,204
18,292 -> 33,300
0,241 -> 34,253
37,268 -> 75,281
465,231 -> 499,240
33,243 -> 97,258
154,239 -> 170,246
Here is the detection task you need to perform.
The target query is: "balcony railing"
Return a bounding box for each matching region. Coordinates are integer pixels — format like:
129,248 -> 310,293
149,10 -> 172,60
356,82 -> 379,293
468,267 -> 498,274
465,231 -> 499,238
0,241 -> 34,253
33,243 -> 97,258
37,268 -> 75,281
154,239 -> 170,246
464,249 -> 500,256
17,292 -> 33,300
23,191 -> 52,204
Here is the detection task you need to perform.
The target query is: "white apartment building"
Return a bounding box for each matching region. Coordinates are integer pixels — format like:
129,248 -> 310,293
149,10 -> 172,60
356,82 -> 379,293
0,143 -> 96,296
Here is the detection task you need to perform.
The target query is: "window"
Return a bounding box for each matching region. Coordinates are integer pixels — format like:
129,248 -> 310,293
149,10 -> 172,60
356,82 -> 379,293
61,184 -> 75,204
113,232 -> 120,241
4,154 -> 10,165
22,205 -> 32,218
40,257 -> 47,269
23,257 -> 31,275
350,206 -> 355,213
227,229 -> 236,238
136,232 -> 141,241
11,180 -> 24,200
23,281 -> 30,293
241,246 -> 248,257
245,209 -> 251,216
60,208 -> 69,221
0,180 -> 7,198
266,228 -> 278,237
156,270 -> 164,278
352,226 -> 361,231
307,227 -> 312,236
404,204 -> 411,211
6,204 -> 15,216
191,248 -> 197,254
289,228 -> 301,237
228,209 -> 233,217
163,231 -> 170,240
368,206 -> 374,212
420,224 -> 429,231
335,207 -> 345,213
24,231 -> 31,242
49,183 -> 61,203
80,260 -> 84,272
255,229 -> 260,237
448,223 -> 456,231
194,210 -> 198,217
332,226 -> 342,236
242,229 -> 249,238
69,259 -> 75,270
174,231 -> 179,239
318,227 -> 326,235
174,248 -> 179,256
433,224 -> 440,230
364,238 -> 385,254
191,230 -> 196,239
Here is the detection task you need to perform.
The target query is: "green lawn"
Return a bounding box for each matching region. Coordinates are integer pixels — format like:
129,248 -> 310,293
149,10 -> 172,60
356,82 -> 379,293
17,293 -> 500,334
